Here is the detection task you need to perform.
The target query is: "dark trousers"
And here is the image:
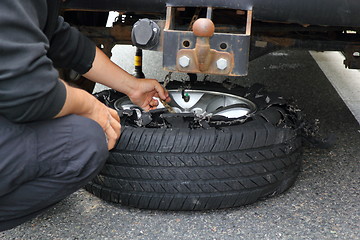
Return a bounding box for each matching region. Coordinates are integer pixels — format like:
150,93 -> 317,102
0,115 -> 109,231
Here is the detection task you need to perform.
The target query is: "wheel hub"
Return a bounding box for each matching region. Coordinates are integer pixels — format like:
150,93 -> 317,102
115,89 -> 257,118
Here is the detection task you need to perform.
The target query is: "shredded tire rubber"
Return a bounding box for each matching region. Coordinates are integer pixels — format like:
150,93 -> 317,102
85,81 -> 326,210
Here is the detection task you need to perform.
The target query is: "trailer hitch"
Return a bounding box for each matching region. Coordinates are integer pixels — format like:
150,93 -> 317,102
162,6 -> 252,76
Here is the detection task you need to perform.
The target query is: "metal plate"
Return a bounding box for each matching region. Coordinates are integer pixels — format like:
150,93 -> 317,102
163,31 -> 250,76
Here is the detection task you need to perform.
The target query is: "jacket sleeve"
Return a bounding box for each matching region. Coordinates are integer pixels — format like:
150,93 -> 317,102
47,16 -> 96,74
0,1 -> 67,123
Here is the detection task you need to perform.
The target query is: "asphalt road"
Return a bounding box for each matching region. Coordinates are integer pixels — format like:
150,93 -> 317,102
2,48 -> 359,240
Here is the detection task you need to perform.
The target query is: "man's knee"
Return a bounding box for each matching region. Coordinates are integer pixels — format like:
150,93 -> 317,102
26,115 -> 109,183
0,116 -> 109,231
72,116 -> 108,153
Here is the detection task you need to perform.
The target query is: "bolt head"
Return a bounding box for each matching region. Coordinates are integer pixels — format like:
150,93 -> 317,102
216,58 -> 228,70
179,56 -> 191,68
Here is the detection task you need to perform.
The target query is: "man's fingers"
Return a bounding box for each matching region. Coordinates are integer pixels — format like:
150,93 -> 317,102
105,107 -> 121,149
108,108 -> 120,122
154,82 -> 169,100
154,85 -> 171,102
105,121 -> 119,150
149,98 -> 159,108
109,116 -> 121,138
106,136 -> 116,150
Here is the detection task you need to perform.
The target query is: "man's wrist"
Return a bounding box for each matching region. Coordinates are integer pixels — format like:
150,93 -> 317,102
55,80 -> 98,118
120,75 -> 140,97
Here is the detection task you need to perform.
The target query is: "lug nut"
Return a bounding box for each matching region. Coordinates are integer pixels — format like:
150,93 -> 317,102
216,58 -> 228,70
179,56 -> 191,68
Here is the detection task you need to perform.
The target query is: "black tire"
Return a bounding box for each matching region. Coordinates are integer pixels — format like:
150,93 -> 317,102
86,81 -> 303,210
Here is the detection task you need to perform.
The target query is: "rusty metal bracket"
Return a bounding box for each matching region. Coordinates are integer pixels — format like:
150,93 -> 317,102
163,6 -> 252,76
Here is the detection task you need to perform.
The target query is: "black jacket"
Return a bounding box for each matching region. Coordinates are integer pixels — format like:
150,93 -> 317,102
0,0 -> 96,122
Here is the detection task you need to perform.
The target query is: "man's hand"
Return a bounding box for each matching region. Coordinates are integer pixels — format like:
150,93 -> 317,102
128,78 -> 171,111
82,99 -> 121,150
82,48 -> 171,111
55,81 -> 121,150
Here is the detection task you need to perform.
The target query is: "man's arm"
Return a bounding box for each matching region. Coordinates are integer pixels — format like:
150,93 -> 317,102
48,16 -> 96,75
47,16 -> 171,110
53,45 -> 172,149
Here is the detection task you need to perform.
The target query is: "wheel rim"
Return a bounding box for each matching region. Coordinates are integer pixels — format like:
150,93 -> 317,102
115,89 -> 257,118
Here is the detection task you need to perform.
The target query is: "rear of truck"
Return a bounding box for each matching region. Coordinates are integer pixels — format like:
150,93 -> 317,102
61,0 -> 360,80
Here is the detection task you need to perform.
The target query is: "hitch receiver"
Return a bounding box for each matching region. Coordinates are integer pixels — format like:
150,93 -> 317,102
163,6 -> 252,76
